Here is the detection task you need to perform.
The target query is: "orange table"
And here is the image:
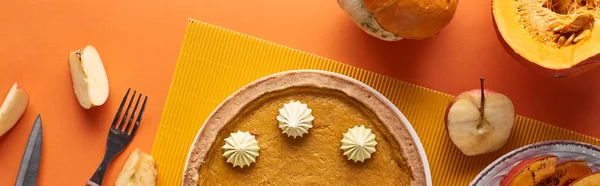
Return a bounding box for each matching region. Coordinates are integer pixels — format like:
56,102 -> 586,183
1,0 -> 599,185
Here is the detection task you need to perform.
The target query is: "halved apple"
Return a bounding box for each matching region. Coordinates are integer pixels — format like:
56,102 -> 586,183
446,78 -> 515,156
0,83 -> 29,137
68,45 -> 109,109
115,148 -> 158,186
569,172 -> 600,186
501,155 -> 558,186
537,160 -> 592,186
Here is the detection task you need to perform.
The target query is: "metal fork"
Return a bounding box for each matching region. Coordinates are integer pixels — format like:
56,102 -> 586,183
86,88 -> 148,186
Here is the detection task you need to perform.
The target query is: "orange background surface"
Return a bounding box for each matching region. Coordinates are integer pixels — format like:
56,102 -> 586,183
1,0 -> 600,185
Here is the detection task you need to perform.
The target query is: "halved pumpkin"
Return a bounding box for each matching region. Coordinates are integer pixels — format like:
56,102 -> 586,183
492,0 -> 600,78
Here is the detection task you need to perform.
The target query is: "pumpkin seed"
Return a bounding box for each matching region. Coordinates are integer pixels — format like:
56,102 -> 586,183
553,27 -> 562,32
557,36 -> 567,45
572,14 -> 591,26
549,21 -> 562,31
565,33 -> 575,45
561,14 -> 591,33
574,29 -> 591,42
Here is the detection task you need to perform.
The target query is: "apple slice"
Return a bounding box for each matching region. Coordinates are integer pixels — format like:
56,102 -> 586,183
0,83 -> 29,137
115,148 -> 158,186
501,155 -> 558,186
568,172 -> 600,186
537,160 -> 592,186
446,78 -> 515,156
68,45 -> 109,109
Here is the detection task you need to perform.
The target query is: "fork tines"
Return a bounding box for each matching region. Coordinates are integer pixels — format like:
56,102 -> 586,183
112,88 -> 147,136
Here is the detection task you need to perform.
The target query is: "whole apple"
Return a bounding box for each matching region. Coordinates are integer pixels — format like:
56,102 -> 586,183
446,78 -> 515,156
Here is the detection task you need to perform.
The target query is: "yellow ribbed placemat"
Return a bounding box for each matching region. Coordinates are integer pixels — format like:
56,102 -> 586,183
151,19 -> 600,185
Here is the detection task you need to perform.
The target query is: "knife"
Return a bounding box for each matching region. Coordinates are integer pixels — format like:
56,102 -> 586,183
15,114 -> 43,186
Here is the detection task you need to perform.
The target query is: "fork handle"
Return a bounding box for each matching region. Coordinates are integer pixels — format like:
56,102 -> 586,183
86,181 -> 100,186
87,142 -> 123,186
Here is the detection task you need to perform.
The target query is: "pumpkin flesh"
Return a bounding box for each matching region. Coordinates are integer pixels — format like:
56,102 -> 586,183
493,0 -> 600,77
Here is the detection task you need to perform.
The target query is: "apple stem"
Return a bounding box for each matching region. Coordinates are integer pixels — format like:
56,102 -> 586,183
480,78 -> 485,116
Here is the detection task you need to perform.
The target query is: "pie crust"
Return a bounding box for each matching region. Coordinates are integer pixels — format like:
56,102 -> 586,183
182,70 -> 428,185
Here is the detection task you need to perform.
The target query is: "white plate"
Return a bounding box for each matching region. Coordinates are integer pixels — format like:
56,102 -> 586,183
181,70 -> 432,186
470,140 -> 600,186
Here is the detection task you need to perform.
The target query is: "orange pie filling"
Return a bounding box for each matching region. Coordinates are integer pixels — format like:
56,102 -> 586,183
197,87 -> 412,185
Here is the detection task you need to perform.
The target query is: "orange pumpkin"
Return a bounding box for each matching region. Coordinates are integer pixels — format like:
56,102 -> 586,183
337,0 -> 459,41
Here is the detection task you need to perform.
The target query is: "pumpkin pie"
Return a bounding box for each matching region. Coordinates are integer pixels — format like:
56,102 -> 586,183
183,70 -> 428,185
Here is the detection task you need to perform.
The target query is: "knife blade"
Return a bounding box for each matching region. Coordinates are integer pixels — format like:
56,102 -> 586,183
15,114 -> 43,186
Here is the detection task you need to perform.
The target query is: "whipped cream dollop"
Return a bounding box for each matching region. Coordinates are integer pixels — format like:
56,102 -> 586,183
276,101 -> 314,138
340,125 -> 378,162
222,131 -> 260,168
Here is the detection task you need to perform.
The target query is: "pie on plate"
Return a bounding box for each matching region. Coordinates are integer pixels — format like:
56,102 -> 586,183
182,70 -> 431,185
